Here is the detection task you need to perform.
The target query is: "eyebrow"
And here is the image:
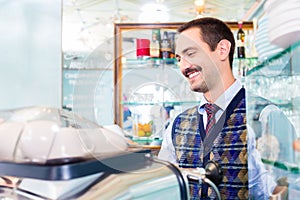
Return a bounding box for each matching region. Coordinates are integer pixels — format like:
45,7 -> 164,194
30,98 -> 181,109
182,47 -> 198,54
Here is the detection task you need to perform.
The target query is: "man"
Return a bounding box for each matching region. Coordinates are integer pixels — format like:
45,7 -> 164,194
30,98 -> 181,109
158,17 -> 278,199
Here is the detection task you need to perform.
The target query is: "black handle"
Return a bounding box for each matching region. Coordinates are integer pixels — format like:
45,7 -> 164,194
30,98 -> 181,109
205,160 -> 223,186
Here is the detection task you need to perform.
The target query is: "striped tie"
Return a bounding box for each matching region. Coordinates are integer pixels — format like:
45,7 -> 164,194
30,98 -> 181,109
204,103 -> 220,135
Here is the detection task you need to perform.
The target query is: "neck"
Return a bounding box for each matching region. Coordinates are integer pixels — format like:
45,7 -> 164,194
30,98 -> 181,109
204,74 -> 236,103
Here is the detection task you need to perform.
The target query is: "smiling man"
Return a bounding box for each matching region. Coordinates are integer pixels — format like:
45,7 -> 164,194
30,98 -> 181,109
158,17 -> 277,199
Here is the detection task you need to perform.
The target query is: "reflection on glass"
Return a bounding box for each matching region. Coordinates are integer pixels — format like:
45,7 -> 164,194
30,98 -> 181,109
128,82 -> 176,138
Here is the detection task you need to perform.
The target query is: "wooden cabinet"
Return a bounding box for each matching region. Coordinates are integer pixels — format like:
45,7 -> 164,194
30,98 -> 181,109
114,22 -> 197,137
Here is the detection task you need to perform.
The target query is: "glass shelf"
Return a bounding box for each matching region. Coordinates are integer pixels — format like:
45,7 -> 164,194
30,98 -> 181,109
234,57 -> 258,61
247,41 -> 300,76
123,58 -> 178,69
131,137 -> 162,145
123,57 -> 258,70
121,101 -> 199,106
262,158 -> 300,174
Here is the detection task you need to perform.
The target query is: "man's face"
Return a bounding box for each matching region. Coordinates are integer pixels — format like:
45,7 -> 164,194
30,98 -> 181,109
175,27 -> 220,94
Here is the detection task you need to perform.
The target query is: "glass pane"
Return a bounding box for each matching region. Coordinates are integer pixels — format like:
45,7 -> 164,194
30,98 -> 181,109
245,41 -> 300,198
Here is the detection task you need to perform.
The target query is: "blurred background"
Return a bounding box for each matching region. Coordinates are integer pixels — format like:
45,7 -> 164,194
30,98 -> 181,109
62,0 -> 260,52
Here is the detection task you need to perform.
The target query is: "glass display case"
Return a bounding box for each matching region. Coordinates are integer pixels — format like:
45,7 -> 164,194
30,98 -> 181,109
245,41 -> 300,198
113,22 -> 254,138
62,41 -> 115,126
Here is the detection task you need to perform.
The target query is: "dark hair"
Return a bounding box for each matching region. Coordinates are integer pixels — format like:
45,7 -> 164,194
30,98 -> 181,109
178,17 -> 235,69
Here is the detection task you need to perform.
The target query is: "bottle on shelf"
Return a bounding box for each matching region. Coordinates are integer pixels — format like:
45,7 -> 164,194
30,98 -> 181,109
168,32 -> 176,59
160,31 -> 172,60
136,38 -> 150,59
150,29 -> 161,59
236,21 -> 246,58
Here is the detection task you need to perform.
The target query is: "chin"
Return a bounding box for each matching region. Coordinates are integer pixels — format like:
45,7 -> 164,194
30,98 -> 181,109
190,86 -> 201,93
190,83 -> 208,93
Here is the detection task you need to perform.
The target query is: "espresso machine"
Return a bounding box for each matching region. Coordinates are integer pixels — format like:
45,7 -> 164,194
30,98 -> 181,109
0,106 -> 221,200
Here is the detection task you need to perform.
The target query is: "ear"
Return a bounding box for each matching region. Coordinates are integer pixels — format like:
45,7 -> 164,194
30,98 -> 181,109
217,39 -> 231,61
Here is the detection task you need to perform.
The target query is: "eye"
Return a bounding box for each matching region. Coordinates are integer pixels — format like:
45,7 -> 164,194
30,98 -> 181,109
186,50 -> 196,57
175,54 -> 181,62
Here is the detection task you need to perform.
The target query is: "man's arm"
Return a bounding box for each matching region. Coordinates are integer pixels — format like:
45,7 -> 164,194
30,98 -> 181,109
157,121 -> 177,163
248,125 -> 278,199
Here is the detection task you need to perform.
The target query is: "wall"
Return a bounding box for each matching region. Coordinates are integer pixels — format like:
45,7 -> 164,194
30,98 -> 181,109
0,0 -> 62,109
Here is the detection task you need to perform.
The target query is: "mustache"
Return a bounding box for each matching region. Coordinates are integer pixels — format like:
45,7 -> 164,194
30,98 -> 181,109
184,66 -> 202,75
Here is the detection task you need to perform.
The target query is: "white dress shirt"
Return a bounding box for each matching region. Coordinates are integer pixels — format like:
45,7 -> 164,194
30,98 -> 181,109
158,80 -> 277,199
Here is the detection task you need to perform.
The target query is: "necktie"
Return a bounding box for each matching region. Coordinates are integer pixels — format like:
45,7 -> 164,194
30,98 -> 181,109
204,103 -> 220,134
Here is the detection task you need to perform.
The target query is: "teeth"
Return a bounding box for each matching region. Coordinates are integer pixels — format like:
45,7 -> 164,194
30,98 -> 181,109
189,71 -> 200,79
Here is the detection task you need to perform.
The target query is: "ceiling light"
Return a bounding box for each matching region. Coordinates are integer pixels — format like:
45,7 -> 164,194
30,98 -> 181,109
194,0 -> 205,14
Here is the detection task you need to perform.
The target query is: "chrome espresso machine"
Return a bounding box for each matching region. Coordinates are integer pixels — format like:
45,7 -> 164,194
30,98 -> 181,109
0,106 -> 222,200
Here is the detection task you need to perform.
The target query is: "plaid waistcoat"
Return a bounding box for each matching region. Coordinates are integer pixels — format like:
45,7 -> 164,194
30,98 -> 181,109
172,88 -> 248,200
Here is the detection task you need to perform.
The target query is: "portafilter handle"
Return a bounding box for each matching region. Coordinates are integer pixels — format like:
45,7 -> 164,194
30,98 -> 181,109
205,160 -> 223,187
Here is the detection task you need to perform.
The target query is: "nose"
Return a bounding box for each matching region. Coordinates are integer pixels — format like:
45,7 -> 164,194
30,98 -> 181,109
178,56 -> 192,69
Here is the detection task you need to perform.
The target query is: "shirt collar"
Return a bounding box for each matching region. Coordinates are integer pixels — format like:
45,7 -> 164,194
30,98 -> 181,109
198,79 -> 242,114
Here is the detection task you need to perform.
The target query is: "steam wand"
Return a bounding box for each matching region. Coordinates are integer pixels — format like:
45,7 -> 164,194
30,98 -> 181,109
182,160 -> 223,200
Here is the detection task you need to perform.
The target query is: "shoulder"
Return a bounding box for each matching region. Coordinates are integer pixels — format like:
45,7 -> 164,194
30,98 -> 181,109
176,105 -> 199,118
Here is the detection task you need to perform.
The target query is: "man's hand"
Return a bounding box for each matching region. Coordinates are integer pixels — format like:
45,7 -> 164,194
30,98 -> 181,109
270,185 -> 288,200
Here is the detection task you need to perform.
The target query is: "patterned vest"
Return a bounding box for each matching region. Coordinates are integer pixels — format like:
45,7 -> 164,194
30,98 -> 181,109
172,88 -> 248,200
